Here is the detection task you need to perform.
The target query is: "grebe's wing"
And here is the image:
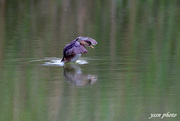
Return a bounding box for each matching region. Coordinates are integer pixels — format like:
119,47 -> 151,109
63,41 -> 88,57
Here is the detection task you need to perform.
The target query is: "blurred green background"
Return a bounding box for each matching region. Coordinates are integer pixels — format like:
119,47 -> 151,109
0,0 -> 180,121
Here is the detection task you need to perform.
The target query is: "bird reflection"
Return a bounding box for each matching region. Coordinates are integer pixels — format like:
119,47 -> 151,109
63,63 -> 97,86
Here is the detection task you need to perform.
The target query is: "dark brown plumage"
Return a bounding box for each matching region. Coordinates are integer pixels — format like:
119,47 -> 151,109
61,37 -> 98,62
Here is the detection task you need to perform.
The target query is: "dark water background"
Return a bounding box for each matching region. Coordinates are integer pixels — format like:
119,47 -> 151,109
0,0 -> 180,121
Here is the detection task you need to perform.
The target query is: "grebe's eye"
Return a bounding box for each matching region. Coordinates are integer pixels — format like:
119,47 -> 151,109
86,41 -> 91,46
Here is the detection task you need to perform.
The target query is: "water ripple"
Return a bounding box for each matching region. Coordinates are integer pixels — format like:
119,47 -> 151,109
31,57 -> 89,66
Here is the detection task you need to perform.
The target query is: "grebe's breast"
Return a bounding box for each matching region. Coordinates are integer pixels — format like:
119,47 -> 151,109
71,54 -> 81,62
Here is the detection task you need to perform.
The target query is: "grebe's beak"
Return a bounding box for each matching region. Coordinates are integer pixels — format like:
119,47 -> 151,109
90,45 -> 95,49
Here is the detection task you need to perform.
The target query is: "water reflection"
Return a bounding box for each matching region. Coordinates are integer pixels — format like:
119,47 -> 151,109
63,63 -> 97,86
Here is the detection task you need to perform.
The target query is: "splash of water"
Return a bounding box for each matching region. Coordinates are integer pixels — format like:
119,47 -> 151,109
43,59 -> 65,66
32,57 -> 89,66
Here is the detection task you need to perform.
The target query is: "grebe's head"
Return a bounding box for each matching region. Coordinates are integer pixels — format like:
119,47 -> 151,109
75,36 -> 98,48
